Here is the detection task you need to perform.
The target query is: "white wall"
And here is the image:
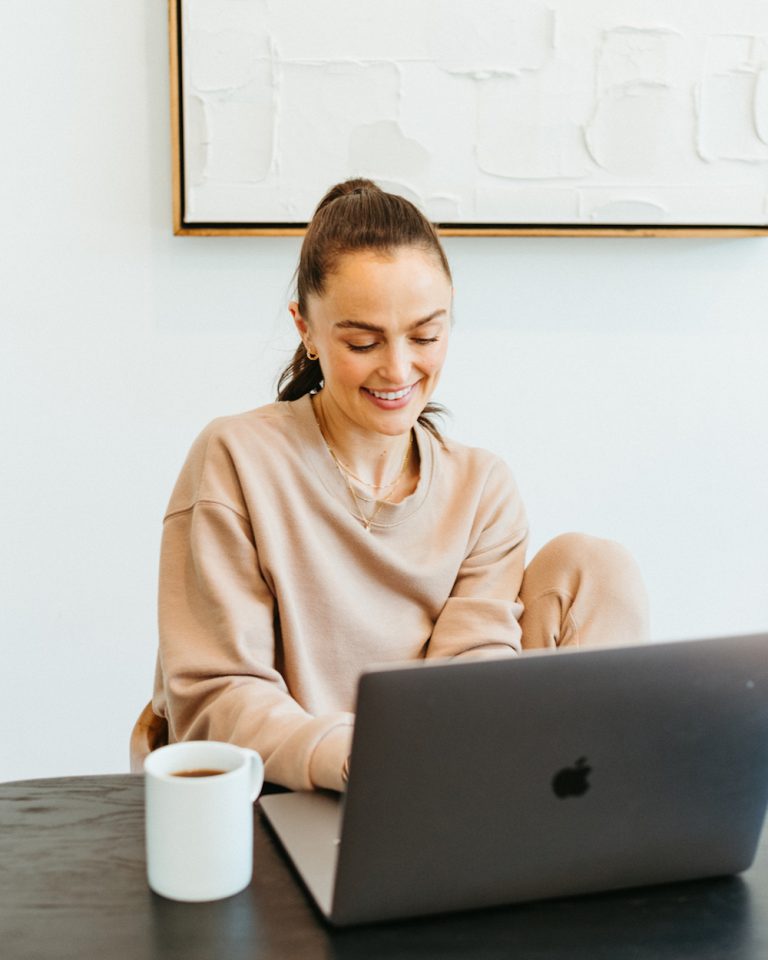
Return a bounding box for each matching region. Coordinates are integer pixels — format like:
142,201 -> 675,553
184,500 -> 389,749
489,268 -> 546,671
2,1 -> 767,783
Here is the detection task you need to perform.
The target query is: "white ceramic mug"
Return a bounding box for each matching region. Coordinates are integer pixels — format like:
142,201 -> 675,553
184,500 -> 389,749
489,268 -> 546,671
144,740 -> 264,902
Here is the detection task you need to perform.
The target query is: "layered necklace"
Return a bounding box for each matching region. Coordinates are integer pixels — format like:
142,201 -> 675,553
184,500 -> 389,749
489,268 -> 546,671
314,400 -> 413,531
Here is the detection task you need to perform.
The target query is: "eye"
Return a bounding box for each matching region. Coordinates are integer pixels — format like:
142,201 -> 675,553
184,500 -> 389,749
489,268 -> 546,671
346,342 -> 377,353
412,336 -> 440,345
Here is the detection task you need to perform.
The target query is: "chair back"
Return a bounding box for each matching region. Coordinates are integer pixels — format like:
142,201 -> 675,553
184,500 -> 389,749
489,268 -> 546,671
130,701 -> 169,773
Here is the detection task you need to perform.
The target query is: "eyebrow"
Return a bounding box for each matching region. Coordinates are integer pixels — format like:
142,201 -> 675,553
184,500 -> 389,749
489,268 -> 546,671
334,310 -> 447,333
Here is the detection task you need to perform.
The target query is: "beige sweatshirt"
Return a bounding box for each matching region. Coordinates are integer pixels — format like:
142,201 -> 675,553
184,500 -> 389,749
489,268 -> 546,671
153,394 -> 528,791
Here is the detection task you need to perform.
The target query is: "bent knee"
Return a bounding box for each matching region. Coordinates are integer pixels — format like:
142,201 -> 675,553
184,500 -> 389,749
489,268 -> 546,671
530,533 -> 649,618
537,532 -> 638,574
524,532 -> 650,646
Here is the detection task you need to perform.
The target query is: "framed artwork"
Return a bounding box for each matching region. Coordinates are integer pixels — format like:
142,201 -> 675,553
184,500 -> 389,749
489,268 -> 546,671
169,0 -> 768,236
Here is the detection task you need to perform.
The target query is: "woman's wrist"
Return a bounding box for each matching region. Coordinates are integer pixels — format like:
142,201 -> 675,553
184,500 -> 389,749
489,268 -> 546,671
309,724 -> 354,792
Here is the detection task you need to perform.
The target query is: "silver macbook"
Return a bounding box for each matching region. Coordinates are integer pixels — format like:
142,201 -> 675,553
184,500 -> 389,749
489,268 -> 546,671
260,633 -> 768,926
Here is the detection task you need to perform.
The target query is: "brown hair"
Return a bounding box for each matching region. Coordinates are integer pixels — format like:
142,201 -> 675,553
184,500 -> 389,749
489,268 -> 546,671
276,178 -> 451,442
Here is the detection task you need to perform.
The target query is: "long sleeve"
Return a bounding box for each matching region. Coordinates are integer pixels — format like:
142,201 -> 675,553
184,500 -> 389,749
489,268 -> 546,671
155,428 -> 353,792
425,459 -> 528,661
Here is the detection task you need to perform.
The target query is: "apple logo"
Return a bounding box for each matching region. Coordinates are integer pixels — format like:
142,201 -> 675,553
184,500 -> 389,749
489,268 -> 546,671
552,757 -> 592,798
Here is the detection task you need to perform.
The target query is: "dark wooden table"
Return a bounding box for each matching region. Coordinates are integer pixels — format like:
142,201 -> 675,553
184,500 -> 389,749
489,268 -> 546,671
1,775 -> 767,960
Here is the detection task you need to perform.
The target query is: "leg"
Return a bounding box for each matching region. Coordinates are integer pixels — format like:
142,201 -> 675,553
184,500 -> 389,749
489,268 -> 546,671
518,533 -> 650,650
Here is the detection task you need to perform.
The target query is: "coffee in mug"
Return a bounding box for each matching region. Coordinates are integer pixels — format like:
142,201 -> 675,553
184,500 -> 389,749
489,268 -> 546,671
172,769 -> 226,778
144,741 -> 264,902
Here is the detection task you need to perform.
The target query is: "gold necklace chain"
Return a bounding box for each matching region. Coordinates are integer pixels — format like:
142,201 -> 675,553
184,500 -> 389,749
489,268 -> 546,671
327,452 -> 405,490
313,400 -> 412,531
327,438 -> 411,531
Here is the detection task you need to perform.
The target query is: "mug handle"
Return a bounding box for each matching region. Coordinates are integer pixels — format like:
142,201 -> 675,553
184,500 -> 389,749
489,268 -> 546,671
242,748 -> 264,801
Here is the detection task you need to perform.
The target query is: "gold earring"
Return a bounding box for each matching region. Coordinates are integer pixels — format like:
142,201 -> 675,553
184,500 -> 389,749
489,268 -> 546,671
306,347 -> 319,361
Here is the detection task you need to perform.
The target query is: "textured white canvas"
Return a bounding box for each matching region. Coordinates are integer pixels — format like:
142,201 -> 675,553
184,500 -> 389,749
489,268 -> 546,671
179,0 -> 768,225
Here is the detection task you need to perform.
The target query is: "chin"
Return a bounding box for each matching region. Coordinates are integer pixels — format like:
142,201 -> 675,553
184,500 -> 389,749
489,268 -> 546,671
373,413 -> 421,437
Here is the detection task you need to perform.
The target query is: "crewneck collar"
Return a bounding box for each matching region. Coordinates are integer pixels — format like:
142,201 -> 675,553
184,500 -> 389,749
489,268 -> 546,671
287,393 -> 434,530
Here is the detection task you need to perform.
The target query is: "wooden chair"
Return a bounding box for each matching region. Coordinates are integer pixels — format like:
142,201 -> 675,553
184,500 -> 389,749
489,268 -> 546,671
129,701 -> 169,773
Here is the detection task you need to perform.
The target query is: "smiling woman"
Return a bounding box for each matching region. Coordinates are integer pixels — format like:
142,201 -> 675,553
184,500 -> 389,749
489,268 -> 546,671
133,178 -> 650,792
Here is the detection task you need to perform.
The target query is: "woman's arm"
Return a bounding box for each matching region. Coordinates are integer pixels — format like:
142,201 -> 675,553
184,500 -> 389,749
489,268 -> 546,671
425,458 -> 528,661
156,498 -> 353,791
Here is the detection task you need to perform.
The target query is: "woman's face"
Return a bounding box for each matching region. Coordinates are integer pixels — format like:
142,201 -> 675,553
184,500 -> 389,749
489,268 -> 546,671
290,247 -> 453,439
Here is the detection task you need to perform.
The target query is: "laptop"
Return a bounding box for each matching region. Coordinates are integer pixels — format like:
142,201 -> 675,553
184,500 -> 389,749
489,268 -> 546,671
259,633 -> 768,926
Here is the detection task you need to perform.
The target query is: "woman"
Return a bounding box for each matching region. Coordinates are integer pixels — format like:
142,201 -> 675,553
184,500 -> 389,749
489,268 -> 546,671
136,178 -> 649,791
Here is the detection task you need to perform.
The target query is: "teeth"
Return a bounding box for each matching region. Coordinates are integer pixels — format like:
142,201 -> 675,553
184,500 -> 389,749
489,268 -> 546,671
368,386 -> 412,401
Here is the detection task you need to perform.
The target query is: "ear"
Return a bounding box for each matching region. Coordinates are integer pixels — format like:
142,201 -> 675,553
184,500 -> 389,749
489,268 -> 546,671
289,301 -> 311,344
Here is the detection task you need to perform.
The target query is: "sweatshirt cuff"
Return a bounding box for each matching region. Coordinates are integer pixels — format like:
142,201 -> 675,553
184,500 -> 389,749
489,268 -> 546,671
309,723 -> 354,792
452,642 -> 520,661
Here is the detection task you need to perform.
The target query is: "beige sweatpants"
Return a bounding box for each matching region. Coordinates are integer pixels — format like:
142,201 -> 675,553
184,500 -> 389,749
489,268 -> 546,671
518,533 -> 650,649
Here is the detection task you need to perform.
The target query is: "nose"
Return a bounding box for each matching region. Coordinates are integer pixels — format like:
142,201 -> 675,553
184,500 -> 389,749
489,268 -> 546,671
378,341 -> 412,385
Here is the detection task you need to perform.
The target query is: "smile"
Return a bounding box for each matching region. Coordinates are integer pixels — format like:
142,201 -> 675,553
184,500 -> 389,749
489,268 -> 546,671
364,384 -> 416,401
